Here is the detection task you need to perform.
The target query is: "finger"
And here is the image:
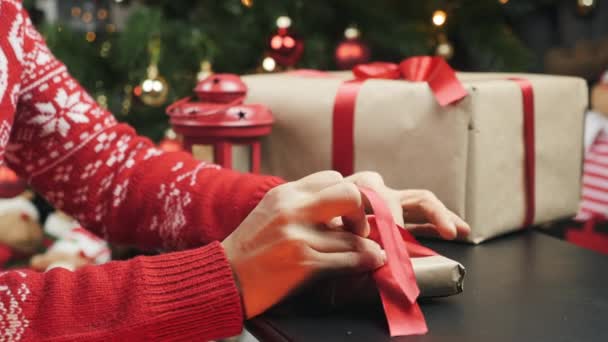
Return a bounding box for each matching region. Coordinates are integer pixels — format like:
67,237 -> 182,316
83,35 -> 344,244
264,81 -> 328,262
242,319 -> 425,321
302,227 -> 383,254
297,182 -> 370,237
292,171 -> 344,192
449,211 -> 471,237
312,248 -> 386,273
345,172 -> 405,227
400,190 -> 457,239
404,223 -> 441,237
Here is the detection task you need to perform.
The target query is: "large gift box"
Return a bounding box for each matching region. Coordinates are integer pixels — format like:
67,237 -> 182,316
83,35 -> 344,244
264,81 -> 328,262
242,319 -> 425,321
242,57 -> 588,243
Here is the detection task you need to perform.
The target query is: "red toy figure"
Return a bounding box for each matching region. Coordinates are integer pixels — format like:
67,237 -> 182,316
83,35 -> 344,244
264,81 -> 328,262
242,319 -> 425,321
166,74 -> 274,173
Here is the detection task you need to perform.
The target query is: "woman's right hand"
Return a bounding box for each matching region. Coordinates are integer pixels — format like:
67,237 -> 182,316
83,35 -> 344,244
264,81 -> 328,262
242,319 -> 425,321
221,171 -> 386,319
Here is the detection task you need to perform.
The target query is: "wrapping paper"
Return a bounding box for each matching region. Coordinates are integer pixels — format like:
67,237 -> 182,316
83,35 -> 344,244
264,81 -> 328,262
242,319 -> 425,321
243,68 -> 588,243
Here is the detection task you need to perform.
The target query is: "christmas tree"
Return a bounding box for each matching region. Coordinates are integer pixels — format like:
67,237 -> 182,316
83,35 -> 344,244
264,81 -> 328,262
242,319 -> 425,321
27,0 -> 596,140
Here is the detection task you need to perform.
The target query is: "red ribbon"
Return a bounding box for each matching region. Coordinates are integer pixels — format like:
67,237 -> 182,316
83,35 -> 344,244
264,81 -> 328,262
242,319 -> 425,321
333,56 -> 468,175
509,78 -> 536,227
358,186 -> 429,336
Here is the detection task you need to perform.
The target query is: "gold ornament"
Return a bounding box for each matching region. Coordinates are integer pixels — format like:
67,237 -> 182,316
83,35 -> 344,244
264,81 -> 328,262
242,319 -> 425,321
139,65 -> 169,107
435,34 -> 454,60
197,60 -> 214,81
577,0 -> 595,15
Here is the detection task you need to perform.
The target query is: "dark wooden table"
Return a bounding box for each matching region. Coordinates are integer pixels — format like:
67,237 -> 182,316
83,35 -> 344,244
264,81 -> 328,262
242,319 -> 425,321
247,231 -> 608,341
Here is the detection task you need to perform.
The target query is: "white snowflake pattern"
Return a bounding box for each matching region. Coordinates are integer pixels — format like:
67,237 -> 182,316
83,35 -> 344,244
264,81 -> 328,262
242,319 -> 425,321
45,191 -> 65,208
93,132 -> 117,153
28,88 -> 91,137
143,148 -> 163,160
106,135 -> 131,167
0,272 -> 30,342
112,179 -> 129,208
0,47 -> 7,106
176,161 -> 220,186
98,174 -> 114,196
74,186 -> 89,205
149,182 -> 192,249
81,160 -> 103,180
52,164 -> 73,183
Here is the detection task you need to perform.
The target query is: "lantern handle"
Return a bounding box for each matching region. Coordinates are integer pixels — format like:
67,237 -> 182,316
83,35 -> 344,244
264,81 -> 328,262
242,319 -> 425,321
166,95 -> 246,117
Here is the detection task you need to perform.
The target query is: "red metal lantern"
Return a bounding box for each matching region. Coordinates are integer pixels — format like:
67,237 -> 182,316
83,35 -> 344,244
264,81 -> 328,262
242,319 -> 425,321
166,74 -> 274,173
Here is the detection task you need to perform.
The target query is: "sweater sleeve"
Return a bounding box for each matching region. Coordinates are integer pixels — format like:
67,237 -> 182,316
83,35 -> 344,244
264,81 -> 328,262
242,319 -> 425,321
0,242 -> 245,341
2,1 -> 284,251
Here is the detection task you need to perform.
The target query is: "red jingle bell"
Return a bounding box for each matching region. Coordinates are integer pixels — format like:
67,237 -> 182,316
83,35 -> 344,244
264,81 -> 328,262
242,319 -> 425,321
166,74 -> 274,173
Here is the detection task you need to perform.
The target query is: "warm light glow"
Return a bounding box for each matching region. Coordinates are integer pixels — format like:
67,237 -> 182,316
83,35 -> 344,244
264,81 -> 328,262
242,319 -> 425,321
270,35 -> 283,49
276,16 -> 292,29
344,26 -> 360,39
71,7 -> 81,17
133,85 -> 142,97
580,0 -> 594,6
97,9 -> 108,20
499,0 -> 509,4
432,10 -> 447,27
82,11 -> 93,23
436,42 -> 454,59
85,31 -> 96,42
241,0 -> 253,7
262,56 -> 276,72
152,80 -> 164,92
283,36 -> 295,48
142,79 -> 154,93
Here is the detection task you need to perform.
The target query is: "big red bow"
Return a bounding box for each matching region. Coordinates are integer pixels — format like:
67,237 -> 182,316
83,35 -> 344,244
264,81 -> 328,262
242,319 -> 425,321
351,57 -> 468,106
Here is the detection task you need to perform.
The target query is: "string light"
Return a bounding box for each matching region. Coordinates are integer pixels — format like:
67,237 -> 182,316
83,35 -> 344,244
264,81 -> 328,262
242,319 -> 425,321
82,11 -> 93,23
97,9 -> 108,20
432,10 -> 447,27
577,0 -> 596,15
85,31 -> 96,42
262,56 -> 276,72
71,7 -> 81,17
241,0 -> 253,7
344,26 -> 360,39
276,16 -> 292,29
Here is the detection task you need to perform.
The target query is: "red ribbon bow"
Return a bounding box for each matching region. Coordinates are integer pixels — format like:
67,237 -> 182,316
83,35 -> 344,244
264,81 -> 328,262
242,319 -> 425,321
333,56 -> 468,175
352,57 -> 468,106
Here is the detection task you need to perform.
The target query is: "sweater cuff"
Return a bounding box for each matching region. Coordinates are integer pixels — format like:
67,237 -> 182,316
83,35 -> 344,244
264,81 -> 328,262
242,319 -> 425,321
140,241 -> 244,341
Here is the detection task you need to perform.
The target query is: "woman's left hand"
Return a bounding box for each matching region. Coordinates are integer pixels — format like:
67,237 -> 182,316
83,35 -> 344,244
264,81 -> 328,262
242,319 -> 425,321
343,172 -> 471,240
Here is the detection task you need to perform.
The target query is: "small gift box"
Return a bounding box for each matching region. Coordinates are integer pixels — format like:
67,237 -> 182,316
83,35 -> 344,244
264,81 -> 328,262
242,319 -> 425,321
277,187 -> 465,337
243,57 -> 588,243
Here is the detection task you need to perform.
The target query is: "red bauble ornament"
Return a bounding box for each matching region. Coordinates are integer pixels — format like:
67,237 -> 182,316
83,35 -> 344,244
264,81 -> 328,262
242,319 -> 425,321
335,27 -> 370,70
268,16 -> 304,67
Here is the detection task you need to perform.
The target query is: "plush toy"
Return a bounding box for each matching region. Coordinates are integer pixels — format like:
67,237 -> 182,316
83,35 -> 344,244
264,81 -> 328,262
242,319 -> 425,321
0,165 -> 44,267
30,211 -> 111,272
0,194 -> 44,267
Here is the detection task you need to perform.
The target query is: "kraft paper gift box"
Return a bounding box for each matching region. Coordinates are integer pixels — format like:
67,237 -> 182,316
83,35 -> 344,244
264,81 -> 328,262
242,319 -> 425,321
242,61 -> 588,243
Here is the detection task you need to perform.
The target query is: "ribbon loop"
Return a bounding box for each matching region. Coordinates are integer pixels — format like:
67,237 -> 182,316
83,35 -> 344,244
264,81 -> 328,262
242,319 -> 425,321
358,186 -> 428,336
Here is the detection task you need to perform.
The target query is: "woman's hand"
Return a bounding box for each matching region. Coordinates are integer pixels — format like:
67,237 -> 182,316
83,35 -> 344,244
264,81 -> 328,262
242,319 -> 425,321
345,172 -> 471,239
221,171 -> 386,319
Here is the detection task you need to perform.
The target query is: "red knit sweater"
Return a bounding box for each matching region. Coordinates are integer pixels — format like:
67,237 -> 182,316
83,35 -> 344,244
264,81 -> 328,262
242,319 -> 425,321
0,1 -> 283,340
